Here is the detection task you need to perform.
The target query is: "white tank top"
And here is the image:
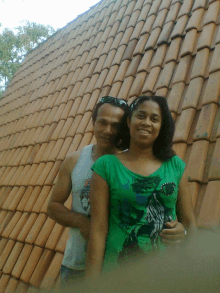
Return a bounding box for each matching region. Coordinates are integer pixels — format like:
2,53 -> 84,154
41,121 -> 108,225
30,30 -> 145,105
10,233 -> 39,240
62,144 -> 94,270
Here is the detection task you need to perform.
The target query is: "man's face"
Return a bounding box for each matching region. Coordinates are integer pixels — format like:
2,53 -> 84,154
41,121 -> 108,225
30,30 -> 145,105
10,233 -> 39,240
93,103 -> 125,150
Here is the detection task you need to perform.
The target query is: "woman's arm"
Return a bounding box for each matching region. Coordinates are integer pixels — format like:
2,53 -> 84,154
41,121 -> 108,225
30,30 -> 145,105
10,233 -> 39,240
176,171 -> 197,234
86,172 -> 109,279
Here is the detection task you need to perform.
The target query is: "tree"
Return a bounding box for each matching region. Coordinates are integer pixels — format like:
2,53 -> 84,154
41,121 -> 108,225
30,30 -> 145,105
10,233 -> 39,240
0,21 -> 55,97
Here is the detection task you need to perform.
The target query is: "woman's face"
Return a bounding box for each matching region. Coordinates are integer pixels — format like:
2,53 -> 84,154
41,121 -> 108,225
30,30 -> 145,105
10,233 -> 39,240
127,100 -> 162,147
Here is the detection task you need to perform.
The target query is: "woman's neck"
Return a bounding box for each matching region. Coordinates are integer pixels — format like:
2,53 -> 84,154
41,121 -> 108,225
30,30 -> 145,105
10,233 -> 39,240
128,141 -> 155,161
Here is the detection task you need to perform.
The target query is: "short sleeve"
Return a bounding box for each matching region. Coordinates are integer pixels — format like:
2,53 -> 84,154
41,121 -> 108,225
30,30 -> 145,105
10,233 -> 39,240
172,156 -> 186,184
91,155 -> 109,182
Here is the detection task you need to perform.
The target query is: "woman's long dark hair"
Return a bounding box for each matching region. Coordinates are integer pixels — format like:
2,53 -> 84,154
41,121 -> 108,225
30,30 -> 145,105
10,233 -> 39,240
115,96 -> 175,161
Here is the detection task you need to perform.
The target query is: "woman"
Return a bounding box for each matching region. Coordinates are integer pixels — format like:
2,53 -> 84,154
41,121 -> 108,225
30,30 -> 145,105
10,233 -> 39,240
86,96 -> 196,278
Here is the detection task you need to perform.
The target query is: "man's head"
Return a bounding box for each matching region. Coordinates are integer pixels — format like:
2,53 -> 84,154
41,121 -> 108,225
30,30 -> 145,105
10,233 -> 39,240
92,96 -> 129,151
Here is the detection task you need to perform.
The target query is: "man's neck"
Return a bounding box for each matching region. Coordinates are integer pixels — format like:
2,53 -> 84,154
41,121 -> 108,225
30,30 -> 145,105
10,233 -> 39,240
92,144 -> 115,161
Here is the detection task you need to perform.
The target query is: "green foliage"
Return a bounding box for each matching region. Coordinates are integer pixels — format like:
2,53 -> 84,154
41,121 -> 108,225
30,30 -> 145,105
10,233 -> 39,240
0,21 -> 55,98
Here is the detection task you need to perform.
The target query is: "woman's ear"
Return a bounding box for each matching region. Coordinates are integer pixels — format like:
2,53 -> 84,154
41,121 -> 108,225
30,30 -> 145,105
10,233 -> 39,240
127,116 -> 131,129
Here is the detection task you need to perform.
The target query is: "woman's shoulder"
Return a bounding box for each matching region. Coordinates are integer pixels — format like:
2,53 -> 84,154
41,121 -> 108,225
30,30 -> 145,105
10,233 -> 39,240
167,155 -> 186,169
94,154 -> 116,165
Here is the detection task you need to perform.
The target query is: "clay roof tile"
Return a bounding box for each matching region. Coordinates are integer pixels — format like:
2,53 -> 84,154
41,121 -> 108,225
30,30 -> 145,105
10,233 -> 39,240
170,15 -> 189,40
208,138 -> 220,180
20,246 -> 43,284
193,103 -> 218,141
204,0 -> 220,26
0,274 -> 10,292
142,66 -> 161,93
186,8 -> 204,31
197,180 -> 220,227
145,27 -> 162,50
2,241 -> 24,274
186,140 -> 209,182
0,239 -> 15,271
24,186 -> 43,212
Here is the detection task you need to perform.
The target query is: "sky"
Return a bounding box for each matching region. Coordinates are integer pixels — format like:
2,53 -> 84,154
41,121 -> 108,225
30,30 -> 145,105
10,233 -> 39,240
0,0 -> 101,33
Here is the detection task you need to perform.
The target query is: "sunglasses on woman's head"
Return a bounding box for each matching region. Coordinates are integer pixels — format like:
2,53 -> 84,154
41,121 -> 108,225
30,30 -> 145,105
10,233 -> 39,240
99,96 -> 128,110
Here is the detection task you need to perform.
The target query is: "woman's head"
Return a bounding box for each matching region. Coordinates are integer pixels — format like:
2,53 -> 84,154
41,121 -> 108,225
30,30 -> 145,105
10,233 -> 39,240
115,96 -> 175,161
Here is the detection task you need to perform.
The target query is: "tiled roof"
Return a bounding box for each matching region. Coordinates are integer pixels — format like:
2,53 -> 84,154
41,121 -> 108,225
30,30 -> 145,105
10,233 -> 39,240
0,0 -> 220,291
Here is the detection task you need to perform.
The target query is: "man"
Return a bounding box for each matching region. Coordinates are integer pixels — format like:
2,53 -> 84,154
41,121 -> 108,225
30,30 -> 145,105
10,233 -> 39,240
47,96 -> 186,286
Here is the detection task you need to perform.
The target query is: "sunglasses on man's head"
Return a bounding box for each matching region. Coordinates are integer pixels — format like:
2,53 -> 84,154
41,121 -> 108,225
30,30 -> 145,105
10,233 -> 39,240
99,96 -> 128,110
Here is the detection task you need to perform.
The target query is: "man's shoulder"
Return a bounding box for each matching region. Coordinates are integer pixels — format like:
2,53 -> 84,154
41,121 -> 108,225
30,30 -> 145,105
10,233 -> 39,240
62,151 -> 82,173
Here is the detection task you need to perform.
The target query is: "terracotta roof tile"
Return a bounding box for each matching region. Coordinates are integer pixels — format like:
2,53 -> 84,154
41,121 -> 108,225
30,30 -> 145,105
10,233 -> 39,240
173,108 -> 196,142
172,142 -> 187,159
210,105 -> 220,140
54,137 -> 73,161
40,252 -> 63,290
3,276 -> 19,292
108,82 -> 122,97
34,162 -> 54,186
192,0 -> 206,11
186,140 -> 209,182
197,181 -> 220,227
130,21 -> 145,41
0,239 -> 15,271
20,246 -> 43,283
186,8 -> 204,32
85,89 -> 101,111
16,214 -> 36,242
45,223 -> 64,251
25,213 -> 47,244
133,33 -> 149,55
145,27 -> 162,50
152,9 -> 168,30
24,187 -> 43,212
150,44 -> 168,68
167,82 -> 185,112
209,43 -> 220,74
9,212 -> 29,240
31,186 -> 51,214
182,77 -> 203,109
193,103 -> 218,141
129,71 -> 147,98
141,14 -> 156,35
38,188 -> 52,214
114,60 -> 131,81
204,0 -> 220,26
165,37 -> 182,63
0,274 -> 10,292
198,23 -> 216,50
155,61 -> 176,89
190,48 -> 210,79
0,187 -> 12,208
15,281 -> 29,293
2,241 -> 24,274
142,66 -> 161,93
118,76 -> 135,100
157,21 -> 175,45
137,49 -> 154,72
34,217 -> 55,248
178,0 -> 194,18
172,55 -> 192,84
1,212 -> 23,238
208,138 -> 220,180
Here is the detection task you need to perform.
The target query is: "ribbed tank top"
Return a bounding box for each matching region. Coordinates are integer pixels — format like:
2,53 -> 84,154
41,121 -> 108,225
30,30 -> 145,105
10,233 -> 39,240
62,144 -> 94,270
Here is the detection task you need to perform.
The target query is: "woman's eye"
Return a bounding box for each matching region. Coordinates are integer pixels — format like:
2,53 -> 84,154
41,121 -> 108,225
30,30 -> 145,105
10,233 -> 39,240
137,114 -> 144,119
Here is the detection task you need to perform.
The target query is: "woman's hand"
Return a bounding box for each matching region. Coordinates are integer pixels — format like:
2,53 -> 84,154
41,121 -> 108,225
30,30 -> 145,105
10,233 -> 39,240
160,220 -> 186,245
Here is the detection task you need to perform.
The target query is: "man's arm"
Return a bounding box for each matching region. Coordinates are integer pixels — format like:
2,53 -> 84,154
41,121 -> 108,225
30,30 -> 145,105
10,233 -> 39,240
47,152 -> 90,240
86,172 -> 109,279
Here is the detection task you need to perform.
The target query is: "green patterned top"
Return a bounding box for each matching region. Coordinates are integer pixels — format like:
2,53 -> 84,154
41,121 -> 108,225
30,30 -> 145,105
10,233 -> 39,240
91,154 -> 185,270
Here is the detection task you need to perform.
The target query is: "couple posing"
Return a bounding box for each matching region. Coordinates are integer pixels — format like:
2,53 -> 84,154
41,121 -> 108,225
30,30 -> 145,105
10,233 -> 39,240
47,96 -> 196,285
